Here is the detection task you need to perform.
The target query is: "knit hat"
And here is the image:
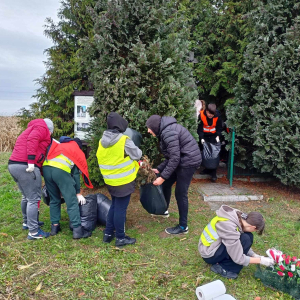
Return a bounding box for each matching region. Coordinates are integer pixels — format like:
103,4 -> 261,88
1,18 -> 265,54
44,118 -> 54,134
146,115 -> 162,136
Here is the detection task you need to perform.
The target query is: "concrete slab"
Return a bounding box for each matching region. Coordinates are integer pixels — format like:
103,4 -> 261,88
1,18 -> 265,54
198,183 -> 263,202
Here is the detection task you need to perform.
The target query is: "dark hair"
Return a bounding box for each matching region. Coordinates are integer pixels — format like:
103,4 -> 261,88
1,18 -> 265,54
207,103 -> 216,115
237,211 -> 265,235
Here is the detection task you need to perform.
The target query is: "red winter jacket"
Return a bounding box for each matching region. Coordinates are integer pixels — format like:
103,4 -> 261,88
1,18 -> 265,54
9,119 -> 51,168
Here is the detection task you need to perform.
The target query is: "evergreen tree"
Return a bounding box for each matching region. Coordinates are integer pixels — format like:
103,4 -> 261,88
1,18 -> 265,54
188,0 -> 253,109
226,0 -> 300,185
81,0 -> 198,185
19,0 -> 96,136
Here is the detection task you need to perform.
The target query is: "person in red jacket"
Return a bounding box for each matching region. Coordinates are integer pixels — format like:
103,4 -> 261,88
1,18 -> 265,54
8,118 -> 54,240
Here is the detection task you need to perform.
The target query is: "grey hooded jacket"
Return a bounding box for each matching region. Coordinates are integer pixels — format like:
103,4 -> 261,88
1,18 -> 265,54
100,130 -> 142,197
198,205 -> 251,266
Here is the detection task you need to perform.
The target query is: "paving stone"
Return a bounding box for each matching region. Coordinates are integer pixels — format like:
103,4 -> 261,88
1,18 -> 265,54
198,183 -> 263,202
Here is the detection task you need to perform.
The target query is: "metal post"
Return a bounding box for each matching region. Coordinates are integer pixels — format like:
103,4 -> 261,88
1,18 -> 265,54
230,128 -> 235,187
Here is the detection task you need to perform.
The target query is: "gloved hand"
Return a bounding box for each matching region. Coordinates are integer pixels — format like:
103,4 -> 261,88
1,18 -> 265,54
260,256 -> 275,267
216,136 -> 220,143
201,139 -> 205,144
247,248 -> 262,258
26,164 -> 35,172
77,194 -> 86,205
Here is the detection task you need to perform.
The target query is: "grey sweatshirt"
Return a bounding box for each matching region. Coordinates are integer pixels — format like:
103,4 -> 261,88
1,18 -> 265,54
101,130 -> 142,160
100,130 -> 142,197
198,205 -> 251,266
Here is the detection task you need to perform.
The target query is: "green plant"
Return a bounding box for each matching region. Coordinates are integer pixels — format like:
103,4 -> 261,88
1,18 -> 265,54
81,0 -> 198,185
226,0 -> 300,185
18,0 -> 96,137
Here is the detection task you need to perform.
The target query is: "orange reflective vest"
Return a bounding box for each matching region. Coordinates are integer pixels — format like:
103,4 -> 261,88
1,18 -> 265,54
200,111 -> 218,134
46,140 -> 93,189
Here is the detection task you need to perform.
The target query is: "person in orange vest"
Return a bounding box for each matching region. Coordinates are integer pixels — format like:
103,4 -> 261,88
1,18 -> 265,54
197,103 -> 223,182
43,136 -> 93,239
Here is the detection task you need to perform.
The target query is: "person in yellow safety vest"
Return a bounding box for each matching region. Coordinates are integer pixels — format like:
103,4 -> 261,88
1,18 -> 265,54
198,205 -> 275,279
197,103 -> 223,182
43,137 -> 90,239
97,112 -> 142,247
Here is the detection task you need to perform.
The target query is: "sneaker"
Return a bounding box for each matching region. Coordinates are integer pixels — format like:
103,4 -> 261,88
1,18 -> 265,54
151,210 -> 169,218
22,222 -> 45,230
50,224 -> 61,236
27,229 -> 50,240
165,224 -> 188,235
103,233 -> 115,243
211,177 -> 217,183
210,264 -> 238,279
115,235 -> 136,247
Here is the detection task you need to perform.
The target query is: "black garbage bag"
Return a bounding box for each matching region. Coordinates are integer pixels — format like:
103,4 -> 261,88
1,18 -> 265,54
124,128 -> 142,147
202,142 -> 221,170
79,194 -> 98,232
140,183 -> 167,215
41,185 -> 65,206
69,194 -> 97,234
97,193 -> 111,226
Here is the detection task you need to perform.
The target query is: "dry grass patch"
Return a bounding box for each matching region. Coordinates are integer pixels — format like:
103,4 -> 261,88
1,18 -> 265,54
0,116 -> 21,152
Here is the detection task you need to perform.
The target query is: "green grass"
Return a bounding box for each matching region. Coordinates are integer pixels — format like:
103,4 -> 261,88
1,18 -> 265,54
1,152 -> 300,299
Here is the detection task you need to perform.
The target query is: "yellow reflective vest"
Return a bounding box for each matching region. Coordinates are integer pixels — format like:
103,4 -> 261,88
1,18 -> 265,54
43,154 -> 74,173
200,216 -> 229,246
96,135 -> 139,186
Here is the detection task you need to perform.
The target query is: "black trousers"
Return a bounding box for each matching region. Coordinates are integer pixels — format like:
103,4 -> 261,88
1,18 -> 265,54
162,166 -> 196,228
203,232 -> 253,274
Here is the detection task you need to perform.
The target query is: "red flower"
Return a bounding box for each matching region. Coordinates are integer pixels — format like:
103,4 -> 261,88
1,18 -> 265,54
287,255 -> 291,262
282,254 -> 286,259
288,272 -> 294,278
279,265 -> 285,271
277,271 -> 284,276
296,261 -> 300,267
285,258 -> 290,265
292,256 -> 297,262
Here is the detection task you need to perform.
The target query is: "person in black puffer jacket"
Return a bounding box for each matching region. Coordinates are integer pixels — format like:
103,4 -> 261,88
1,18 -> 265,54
146,115 -> 202,235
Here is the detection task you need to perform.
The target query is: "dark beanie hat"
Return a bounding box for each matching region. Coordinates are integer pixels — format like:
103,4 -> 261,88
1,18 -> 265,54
146,115 -> 162,136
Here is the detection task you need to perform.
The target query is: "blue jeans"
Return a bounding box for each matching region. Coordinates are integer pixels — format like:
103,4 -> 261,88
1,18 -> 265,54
105,194 -> 131,239
203,232 -> 253,274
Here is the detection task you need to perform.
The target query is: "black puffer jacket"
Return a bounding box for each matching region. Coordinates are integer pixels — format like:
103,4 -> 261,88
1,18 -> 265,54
157,117 -> 202,180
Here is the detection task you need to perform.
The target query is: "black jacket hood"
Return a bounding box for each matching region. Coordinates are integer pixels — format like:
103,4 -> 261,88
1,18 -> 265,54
107,112 -> 128,133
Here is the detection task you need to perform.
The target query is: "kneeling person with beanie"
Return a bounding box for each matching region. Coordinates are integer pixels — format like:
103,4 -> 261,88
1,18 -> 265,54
97,112 -> 142,247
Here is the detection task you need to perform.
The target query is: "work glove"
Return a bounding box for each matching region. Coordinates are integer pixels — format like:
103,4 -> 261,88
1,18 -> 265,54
26,164 -> 35,172
247,248 -> 262,258
260,256 -> 275,267
77,194 -> 86,205
216,136 -> 220,143
201,139 -> 205,144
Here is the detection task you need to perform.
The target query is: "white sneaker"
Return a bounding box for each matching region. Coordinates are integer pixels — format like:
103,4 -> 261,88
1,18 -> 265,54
151,210 -> 169,218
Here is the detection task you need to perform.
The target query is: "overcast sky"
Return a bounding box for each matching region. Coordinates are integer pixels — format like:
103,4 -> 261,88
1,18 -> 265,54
0,0 -> 60,115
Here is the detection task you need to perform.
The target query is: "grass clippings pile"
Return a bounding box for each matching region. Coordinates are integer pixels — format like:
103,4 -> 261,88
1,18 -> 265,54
0,116 -> 21,152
